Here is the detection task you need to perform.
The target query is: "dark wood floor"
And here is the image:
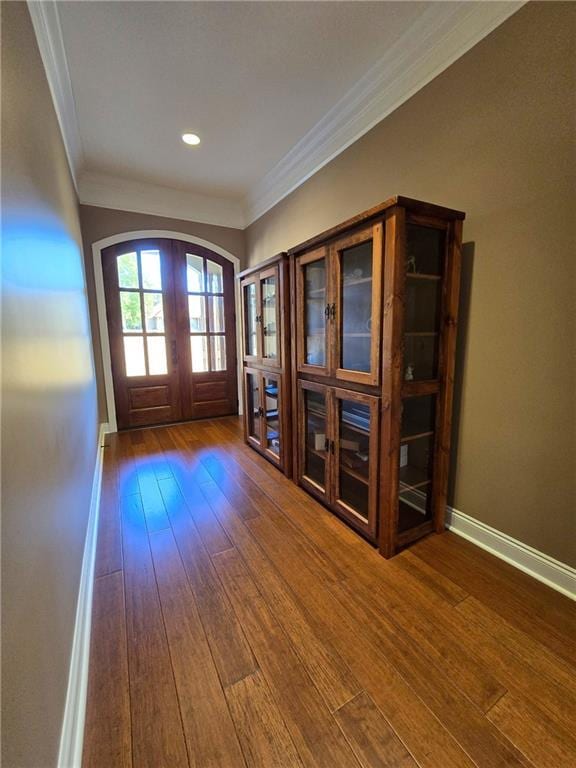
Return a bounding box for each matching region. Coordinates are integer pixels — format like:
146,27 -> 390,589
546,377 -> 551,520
83,417 -> 576,768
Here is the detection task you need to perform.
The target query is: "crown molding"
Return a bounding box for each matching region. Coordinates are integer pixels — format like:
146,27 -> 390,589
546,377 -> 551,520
245,1 -> 526,225
27,0 -> 83,191
79,172 -> 245,230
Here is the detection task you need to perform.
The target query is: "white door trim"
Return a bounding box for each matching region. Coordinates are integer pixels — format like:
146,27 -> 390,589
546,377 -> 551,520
92,230 -> 243,432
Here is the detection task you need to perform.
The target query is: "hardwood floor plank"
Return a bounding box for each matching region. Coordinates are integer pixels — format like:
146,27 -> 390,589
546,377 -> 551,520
149,528 -> 246,768
200,453 -> 346,585
487,692 -> 576,768
116,431 -> 141,497
456,595 -> 576,697
334,691 -> 417,768
121,492 -> 189,767
129,442 -> 171,532
140,428 -> 173,479
237,496 -> 517,768
84,420 -> 576,768
207,424 -> 573,753
164,426 -> 214,485
212,548 -> 363,768
94,438 -> 122,577
225,671 -> 304,768
393,549 -> 469,606
158,474 -> 233,555
199,477 -> 361,711
159,472 -> 257,687
82,572 -> 131,768
412,534 -> 576,666
209,523 -> 474,768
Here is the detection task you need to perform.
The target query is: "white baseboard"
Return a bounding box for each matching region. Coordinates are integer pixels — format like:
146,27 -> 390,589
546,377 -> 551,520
446,507 -> 576,601
58,423 -> 108,768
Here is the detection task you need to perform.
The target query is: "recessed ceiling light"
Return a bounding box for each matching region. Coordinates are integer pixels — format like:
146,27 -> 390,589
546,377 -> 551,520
182,133 -> 201,146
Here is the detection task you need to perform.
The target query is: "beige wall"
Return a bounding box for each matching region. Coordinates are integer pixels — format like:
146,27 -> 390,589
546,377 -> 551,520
1,4 -> 99,766
79,204 -> 245,419
247,2 -> 576,566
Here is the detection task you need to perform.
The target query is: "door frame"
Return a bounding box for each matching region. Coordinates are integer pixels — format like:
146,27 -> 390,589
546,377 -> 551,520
92,230 -> 242,432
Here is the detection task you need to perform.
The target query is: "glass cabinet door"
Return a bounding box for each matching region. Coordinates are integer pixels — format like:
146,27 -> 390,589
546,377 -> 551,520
263,373 -> 281,464
398,394 -> 437,534
334,224 -> 383,385
296,248 -> 330,375
333,390 -> 379,539
245,370 -> 262,445
299,382 -> 329,498
260,267 -> 280,366
242,278 -> 259,361
403,223 -> 446,383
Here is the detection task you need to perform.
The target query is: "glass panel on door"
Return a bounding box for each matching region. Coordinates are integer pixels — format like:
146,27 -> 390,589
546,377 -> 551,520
303,259 -> 327,367
116,248 -> 167,377
261,274 -> 278,362
398,395 -> 436,532
340,240 -> 373,373
404,224 -> 445,382
337,398 -> 371,521
246,372 -> 261,442
263,374 -> 280,458
187,253 -> 227,373
243,282 -> 258,358
303,388 -> 327,490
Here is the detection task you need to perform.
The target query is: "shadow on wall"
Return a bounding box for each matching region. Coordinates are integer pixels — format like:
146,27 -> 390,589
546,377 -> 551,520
447,240 -> 474,508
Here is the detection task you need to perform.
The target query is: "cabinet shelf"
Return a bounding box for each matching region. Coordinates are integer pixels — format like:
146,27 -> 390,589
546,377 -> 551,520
406,272 -> 442,281
342,276 -> 372,287
400,430 -> 434,443
399,465 -> 431,492
405,331 -> 438,337
340,463 -> 369,486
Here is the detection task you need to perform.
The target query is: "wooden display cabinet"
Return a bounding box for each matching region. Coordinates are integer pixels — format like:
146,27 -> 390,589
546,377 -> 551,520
290,196 -> 465,557
239,254 -> 292,476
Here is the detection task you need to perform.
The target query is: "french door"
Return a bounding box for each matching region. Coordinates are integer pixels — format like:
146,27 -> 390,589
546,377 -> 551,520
102,238 -> 238,429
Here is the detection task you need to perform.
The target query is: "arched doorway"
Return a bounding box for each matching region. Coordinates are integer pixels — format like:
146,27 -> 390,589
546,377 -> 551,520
97,234 -> 239,430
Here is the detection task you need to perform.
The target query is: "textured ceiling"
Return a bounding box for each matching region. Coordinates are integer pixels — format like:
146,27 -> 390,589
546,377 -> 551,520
57,1 -> 431,198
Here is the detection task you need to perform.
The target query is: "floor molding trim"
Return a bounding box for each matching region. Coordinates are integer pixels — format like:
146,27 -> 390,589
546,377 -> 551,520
446,507 -> 576,601
57,423 -> 107,768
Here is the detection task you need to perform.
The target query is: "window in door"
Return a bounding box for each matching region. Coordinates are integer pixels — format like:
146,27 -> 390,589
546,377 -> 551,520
186,253 -> 227,373
117,249 -> 168,377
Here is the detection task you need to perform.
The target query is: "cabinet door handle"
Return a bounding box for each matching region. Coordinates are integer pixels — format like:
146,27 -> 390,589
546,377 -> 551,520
171,340 -> 178,365
330,440 -> 335,454
330,303 -> 336,320
324,304 -> 330,318
324,437 -> 330,452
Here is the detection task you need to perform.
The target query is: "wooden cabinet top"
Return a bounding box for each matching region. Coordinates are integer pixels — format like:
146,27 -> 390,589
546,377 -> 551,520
288,196 -> 465,256
238,252 -> 287,280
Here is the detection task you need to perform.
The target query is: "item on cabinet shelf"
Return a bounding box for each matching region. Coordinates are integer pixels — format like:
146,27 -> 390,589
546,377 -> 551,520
314,432 -> 326,451
406,253 -> 417,273
405,363 -> 415,381
341,451 -> 369,469
341,438 -> 360,451
400,444 -> 408,468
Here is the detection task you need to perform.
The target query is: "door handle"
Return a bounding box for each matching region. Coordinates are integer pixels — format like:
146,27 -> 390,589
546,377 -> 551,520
329,303 -> 336,320
171,340 -> 178,365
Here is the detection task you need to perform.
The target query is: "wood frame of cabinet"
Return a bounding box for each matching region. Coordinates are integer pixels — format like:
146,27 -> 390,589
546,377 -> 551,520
239,253 -> 292,476
289,196 -> 464,558
294,224 -> 383,386
297,379 -> 380,539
